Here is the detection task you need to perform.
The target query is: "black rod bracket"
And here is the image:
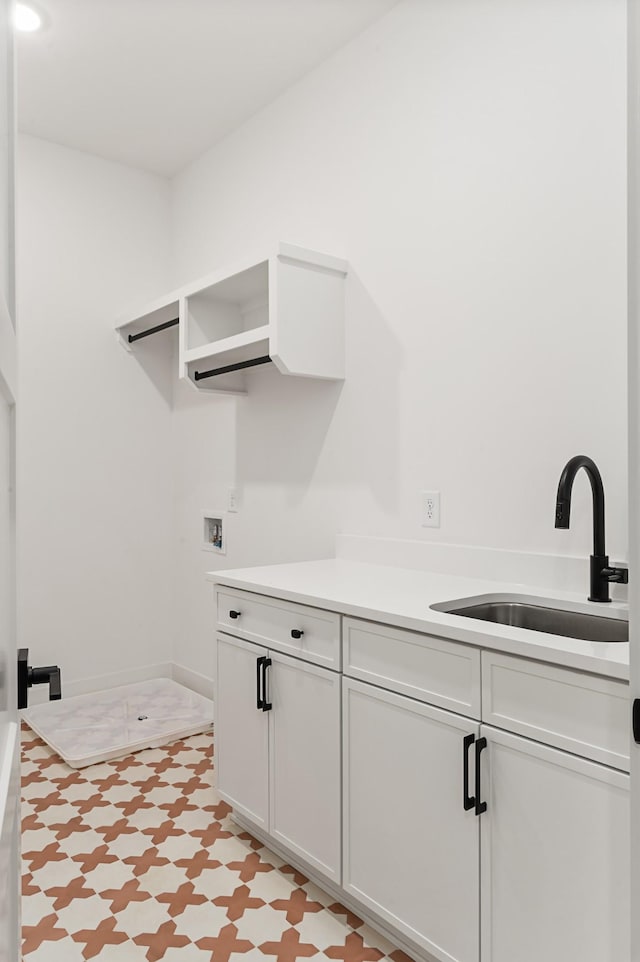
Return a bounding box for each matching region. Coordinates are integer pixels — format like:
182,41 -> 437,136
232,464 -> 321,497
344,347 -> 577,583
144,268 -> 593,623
128,317 -> 179,343
194,354 -> 272,381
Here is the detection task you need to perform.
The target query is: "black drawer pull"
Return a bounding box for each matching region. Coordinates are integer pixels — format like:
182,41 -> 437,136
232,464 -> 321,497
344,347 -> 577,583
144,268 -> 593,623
262,658 -> 272,711
256,656 -> 266,710
291,629 -> 304,640
229,610 -> 241,619
463,733 -> 475,811
475,736 -> 487,816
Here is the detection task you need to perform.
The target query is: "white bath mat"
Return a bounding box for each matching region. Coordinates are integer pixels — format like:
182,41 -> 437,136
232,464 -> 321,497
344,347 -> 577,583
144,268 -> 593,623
21,678 -> 213,768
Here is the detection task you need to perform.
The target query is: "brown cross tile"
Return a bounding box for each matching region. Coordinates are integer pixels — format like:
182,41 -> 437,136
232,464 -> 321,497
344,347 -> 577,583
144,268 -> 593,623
22,768 -> 47,787
94,816 -> 136,843
213,883 -> 266,921
30,790 -> 67,813
22,873 -> 40,896
389,951 -> 417,962
90,772 -> 127,793
109,755 -> 144,772
71,793 -> 110,815
22,734 -> 47,752
71,844 -> 118,874
202,799 -> 232,820
134,919 -> 190,961
22,812 -> 45,833
259,927 -> 318,962
185,756 -> 212,776
174,848 -> 221,879
280,863 -> 309,886
196,922 -> 254,962
115,793 -> 154,816
156,880 -> 207,917
123,846 -> 170,878
141,819 -> 185,845
31,755 -> 63,771
34,753 -> 64,772
51,771 -> 84,791
227,852 -> 275,883
158,795 -> 197,819
49,814 -> 91,840
174,774 -> 209,796
22,912 -> 68,954
147,756 -> 179,775
195,741 -> 213,756
327,903 -> 364,929
238,831 -> 264,852
165,740 -> 190,757
24,841 -> 66,872
71,916 -> 128,959
132,774 -> 168,793
45,875 -> 96,910
270,888 -> 324,925
99,878 -> 152,914
325,933 -> 385,962
189,821 -> 232,848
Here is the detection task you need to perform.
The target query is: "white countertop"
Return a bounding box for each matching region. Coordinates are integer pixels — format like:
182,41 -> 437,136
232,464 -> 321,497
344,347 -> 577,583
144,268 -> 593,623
208,558 -> 629,681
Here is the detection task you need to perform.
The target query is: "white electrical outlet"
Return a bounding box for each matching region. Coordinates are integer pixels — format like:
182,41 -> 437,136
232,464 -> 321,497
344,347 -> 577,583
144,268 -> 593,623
227,487 -> 239,512
421,490 -> 441,528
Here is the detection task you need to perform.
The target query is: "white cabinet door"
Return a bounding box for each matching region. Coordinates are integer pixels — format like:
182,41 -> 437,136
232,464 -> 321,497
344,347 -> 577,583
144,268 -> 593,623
268,651 -> 341,883
215,634 -> 269,829
481,725 -> 630,962
343,677 -> 480,962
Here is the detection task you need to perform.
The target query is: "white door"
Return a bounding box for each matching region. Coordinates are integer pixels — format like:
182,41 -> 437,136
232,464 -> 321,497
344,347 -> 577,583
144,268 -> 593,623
480,725 -> 630,962
215,634 -> 269,829
0,0 -> 18,957
268,651 -> 341,883
343,677 -> 480,962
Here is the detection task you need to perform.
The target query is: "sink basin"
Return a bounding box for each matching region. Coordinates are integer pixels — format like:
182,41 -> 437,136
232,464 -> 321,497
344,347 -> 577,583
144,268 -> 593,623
431,595 -> 628,643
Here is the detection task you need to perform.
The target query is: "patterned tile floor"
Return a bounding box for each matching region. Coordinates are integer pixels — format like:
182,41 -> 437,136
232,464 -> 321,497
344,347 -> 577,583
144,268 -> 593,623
21,724 -> 413,962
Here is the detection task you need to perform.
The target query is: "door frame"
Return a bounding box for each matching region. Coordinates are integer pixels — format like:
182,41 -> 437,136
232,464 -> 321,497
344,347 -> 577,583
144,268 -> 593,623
628,2 -> 640,959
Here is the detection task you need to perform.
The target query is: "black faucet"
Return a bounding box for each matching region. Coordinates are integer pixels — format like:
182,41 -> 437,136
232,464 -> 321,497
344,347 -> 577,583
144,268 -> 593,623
555,455 -> 628,602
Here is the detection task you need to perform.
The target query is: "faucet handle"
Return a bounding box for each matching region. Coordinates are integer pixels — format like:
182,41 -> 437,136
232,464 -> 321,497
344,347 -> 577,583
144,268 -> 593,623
601,566 -> 629,585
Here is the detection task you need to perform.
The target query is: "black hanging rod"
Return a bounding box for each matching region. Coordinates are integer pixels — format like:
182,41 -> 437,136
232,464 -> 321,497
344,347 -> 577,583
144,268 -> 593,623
128,317 -> 179,343
194,355 -> 272,381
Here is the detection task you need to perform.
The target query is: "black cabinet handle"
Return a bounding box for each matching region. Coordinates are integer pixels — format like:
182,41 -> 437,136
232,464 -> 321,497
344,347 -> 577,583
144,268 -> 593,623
261,658 -> 272,711
475,737 -> 487,816
229,610 -> 241,619
291,629 -> 304,640
256,656 -> 265,710
633,699 -> 640,743
463,733 -> 476,811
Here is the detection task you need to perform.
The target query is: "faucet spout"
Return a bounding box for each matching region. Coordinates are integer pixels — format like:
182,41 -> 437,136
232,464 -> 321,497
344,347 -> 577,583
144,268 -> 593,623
554,455 -> 628,603
555,455 -> 605,557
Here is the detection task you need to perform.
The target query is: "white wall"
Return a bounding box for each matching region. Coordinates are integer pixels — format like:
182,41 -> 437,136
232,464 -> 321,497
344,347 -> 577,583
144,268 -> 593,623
170,0 -> 627,676
17,135 -> 174,695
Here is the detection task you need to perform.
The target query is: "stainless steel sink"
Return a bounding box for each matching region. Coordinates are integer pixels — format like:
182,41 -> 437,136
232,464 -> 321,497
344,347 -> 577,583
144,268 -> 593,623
431,596 -> 628,643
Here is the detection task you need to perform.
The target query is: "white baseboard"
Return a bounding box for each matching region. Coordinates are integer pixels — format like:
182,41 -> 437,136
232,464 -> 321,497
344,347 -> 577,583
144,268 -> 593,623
171,663 -> 213,700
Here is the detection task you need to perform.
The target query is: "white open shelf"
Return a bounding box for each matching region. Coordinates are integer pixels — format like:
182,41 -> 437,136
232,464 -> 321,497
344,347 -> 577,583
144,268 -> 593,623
115,242 -> 348,396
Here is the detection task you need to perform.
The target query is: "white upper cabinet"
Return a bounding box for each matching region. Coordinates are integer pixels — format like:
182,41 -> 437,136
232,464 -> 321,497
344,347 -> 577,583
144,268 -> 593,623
115,243 -> 348,396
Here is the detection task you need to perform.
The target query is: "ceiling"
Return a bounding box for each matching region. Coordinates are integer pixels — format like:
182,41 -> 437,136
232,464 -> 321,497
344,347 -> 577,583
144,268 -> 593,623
16,0 -> 400,177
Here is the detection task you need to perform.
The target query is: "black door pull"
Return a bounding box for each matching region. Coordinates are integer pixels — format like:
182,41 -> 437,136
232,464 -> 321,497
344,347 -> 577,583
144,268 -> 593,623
261,658 -> 272,711
256,656 -> 266,710
291,629 -> 304,640
463,733 -> 476,811
475,737 -> 487,816
633,699 -> 640,743
229,610 -> 241,619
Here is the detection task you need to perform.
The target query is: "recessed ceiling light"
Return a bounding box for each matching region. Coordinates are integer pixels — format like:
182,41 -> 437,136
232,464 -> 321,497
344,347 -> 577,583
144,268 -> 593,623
15,3 -> 42,32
